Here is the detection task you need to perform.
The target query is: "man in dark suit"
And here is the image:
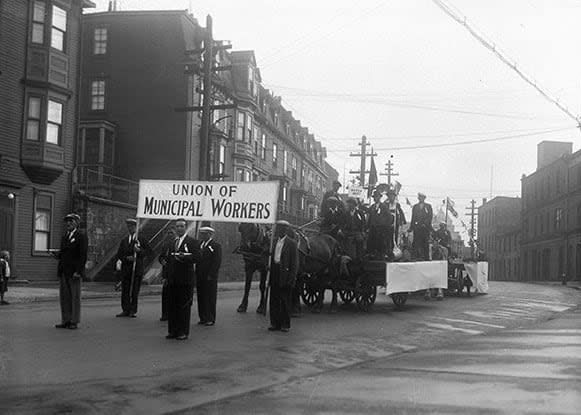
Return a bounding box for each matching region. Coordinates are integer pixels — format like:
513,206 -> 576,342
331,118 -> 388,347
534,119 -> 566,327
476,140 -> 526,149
115,218 -> 151,318
343,198 -> 366,261
196,226 -> 222,326
409,192 -> 433,261
166,218 -> 199,340
54,213 -> 87,330
268,220 -> 299,333
385,188 -> 407,260
367,191 -> 392,259
320,180 -> 342,215
158,226 -> 177,321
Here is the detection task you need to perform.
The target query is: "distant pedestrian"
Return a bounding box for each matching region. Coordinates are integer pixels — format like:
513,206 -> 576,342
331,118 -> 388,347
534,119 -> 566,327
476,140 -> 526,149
166,218 -> 199,340
0,250 -> 11,305
196,226 -> 222,326
115,218 -> 151,318
53,213 -> 87,330
158,226 -> 177,321
268,220 -> 298,333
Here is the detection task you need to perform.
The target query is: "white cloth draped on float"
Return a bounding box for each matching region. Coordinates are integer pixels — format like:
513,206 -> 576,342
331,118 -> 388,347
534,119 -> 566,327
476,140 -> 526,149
385,261 -> 448,295
463,261 -> 489,294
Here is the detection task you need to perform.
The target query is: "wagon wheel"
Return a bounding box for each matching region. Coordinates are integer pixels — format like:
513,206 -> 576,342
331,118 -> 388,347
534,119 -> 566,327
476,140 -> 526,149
391,293 -> 408,308
356,285 -> 377,312
339,289 -> 355,304
301,278 -> 322,307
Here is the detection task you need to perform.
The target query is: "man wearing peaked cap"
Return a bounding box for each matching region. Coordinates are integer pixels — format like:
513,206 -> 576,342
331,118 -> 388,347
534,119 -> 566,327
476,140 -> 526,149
196,225 -> 221,326
53,213 -> 87,329
115,218 -> 151,318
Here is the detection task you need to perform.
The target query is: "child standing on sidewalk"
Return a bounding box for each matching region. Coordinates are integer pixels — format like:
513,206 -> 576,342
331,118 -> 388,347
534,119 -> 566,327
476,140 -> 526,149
0,250 -> 11,305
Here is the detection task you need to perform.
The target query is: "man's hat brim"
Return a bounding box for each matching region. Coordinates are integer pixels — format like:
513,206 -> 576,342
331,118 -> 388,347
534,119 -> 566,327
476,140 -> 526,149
125,218 -> 137,224
64,213 -> 80,221
276,220 -> 291,226
199,226 -> 215,233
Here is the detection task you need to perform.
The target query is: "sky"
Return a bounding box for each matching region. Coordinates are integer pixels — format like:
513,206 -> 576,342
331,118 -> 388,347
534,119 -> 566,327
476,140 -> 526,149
89,0 -> 581,236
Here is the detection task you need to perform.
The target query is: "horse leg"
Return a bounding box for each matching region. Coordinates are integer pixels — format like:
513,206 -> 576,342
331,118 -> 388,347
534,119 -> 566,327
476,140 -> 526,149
237,265 -> 252,313
256,267 -> 267,314
329,288 -> 338,313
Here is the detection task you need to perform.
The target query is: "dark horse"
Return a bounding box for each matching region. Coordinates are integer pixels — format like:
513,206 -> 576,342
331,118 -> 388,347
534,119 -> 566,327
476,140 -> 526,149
295,230 -> 348,313
236,223 -> 269,313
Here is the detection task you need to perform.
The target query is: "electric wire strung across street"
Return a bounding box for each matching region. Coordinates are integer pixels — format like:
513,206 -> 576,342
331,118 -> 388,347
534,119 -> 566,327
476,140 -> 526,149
262,83 -> 561,121
431,0 -> 581,130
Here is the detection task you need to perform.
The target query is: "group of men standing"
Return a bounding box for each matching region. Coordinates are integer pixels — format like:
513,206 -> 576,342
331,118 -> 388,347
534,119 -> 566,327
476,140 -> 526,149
52,214 -> 222,340
319,181 -> 447,262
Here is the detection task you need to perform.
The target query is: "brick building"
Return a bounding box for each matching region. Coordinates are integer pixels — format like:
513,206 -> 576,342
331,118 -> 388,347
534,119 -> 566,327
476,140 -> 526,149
0,0 -> 94,280
77,9 -> 330,279
477,197 -> 521,280
521,141 -> 581,282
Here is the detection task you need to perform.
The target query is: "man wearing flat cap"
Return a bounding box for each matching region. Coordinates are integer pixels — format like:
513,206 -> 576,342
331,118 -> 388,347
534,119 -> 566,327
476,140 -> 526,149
54,213 -> 87,329
115,218 -> 151,318
320,180 -> 343,216
409,192 -> 433,261
196,225 -> 222,326
268,220 -> 298,332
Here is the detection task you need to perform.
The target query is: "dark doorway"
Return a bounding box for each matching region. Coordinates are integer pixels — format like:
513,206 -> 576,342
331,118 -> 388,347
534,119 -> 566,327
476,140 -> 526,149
0,192 -> 15,254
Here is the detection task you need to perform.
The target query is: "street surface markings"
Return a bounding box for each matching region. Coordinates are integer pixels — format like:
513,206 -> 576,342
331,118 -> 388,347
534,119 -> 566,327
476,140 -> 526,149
511,301 -> 572,312
434,317 -> 505,329
495,308 -> 535,316
422,322 -> 483,335
506,329 -> 581,335
512,298 -> 576,307
462,310 -> 534,320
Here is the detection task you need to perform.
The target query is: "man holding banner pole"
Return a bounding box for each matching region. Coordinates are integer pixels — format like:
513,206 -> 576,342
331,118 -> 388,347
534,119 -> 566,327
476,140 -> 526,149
115,218 -> 150,318
166,218 -> 199,340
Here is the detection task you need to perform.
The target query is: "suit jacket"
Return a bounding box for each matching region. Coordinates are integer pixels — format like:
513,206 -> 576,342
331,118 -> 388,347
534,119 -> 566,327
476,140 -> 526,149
410,202 -> 433,233
196,239 -> 222,281
270,236 -> 299,287
368,202 -> 392,228
116,233 -> 151,276
167,235 -> 199,285
387,202 -> 407,229
344,209 -> 366,234
58,229 -> 88,278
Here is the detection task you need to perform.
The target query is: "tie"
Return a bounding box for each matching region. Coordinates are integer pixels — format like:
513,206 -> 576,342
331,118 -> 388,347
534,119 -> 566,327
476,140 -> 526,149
175,237 -> 180,251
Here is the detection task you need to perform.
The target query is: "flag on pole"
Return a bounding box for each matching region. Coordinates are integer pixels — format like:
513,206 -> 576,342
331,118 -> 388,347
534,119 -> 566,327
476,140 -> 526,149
405,197 -> 412,206
367,155 -> 378,197
446,197 -> 458,218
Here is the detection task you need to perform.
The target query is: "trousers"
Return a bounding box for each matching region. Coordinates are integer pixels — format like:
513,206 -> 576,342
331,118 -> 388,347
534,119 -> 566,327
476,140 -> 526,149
196,277 -> 217,323
121,272 -> 143,314
59,276 -> 81,324
167,283 -> 193,337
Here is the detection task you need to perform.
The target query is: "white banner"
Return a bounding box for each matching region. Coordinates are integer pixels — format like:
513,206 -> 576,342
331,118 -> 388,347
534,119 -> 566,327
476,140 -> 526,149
463,261 -> 489,294
348,185 -> 364,199
385,261 -> 448,295
136,180 -> 279,223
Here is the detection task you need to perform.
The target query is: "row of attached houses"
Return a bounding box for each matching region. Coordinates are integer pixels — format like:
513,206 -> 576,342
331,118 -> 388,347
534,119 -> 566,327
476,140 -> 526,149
477,141 -> 581,282
0,5 -> 334,281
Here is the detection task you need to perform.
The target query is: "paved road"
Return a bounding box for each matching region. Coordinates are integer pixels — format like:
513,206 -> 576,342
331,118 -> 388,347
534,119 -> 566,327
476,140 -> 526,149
0,282 -> 579,414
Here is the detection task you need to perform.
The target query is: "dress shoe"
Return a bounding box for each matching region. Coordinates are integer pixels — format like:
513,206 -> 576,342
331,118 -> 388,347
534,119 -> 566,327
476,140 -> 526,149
280,327 -> 290,333
0,300 -> 9,305
176,335 -> 188,340
129,314 -> 137,318
197,321 -> 207,325
204,321 -> 215,326
166,334 -> 177,339
268,326 -> 281,331
116,312 -> 129,317
68,323 -> 78,330
55,322 -> 69,329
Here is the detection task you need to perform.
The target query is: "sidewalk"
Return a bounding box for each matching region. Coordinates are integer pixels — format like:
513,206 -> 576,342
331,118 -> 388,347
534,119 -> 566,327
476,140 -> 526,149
3,281 -> 247,304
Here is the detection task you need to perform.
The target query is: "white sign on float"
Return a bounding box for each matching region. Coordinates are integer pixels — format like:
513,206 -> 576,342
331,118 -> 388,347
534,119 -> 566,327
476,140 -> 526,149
348,185 -> 364,199
136,180 -> 279,224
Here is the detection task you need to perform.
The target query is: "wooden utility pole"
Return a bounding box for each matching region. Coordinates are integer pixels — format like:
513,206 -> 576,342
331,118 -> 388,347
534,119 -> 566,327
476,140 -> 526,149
380,158 -> 399,185
466,199 -> 478,257
349,135 -> 377,187
177,15 -> 234,180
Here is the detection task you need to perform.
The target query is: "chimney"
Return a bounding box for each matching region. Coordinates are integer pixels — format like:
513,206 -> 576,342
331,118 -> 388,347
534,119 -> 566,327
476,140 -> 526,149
482,198 -> 487,205
537,141 -> 572,170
